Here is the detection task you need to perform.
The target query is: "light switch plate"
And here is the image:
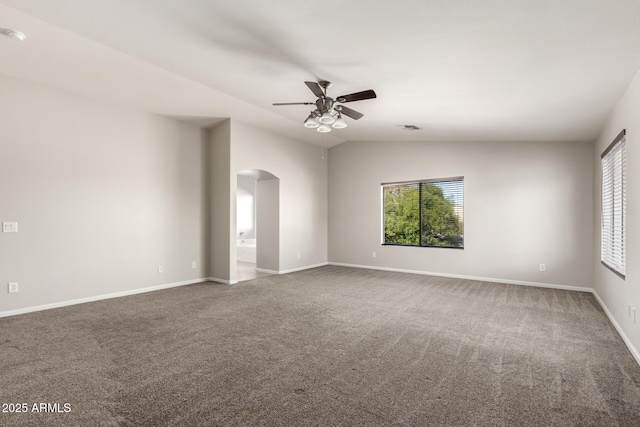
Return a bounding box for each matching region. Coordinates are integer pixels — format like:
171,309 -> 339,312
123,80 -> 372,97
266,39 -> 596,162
3,222 -> 18,232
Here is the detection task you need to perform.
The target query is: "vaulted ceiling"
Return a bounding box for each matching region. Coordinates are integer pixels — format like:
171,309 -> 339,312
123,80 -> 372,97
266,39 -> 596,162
2,0 -> 640,147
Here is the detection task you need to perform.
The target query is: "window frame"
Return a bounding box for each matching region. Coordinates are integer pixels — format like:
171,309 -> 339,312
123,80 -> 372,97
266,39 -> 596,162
381,176 -> 464,249
600,129 -> 626,279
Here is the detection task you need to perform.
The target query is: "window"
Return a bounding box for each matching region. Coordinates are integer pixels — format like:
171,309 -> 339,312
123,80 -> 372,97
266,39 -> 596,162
601,130 -> 626,279
382,177 -> 464,248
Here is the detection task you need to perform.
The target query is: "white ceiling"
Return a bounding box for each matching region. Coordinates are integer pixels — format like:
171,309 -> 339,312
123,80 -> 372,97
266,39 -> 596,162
1,0 -> 640,147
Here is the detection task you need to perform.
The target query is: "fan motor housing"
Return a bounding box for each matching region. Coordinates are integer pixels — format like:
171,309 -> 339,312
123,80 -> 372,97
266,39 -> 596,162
315,97 -> 333,114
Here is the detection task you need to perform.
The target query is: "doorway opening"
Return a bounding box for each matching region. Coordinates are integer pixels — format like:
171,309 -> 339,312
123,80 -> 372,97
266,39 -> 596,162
236,169 -> 279,282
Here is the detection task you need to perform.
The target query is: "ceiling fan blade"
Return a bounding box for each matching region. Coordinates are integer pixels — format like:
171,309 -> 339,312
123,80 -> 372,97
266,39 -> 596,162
272,102 -> 315,106
305,81 -> 325,98
336,89 -> 377,103
336,105 -> 364,120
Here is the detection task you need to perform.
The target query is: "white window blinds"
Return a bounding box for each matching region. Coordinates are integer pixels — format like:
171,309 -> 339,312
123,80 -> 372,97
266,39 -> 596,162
601,130 -> 626,278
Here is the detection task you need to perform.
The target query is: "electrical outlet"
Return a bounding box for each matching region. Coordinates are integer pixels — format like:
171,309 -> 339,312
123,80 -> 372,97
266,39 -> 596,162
192,261 -> 197,269
297,252 -> 301,260
2,222 -> 18,233
372,252 -> 377,258
8,282 -> 18,293
158,266 -> 163,273
539,264 -> 546,272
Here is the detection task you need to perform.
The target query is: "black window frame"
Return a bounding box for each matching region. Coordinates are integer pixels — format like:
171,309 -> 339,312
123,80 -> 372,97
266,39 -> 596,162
382,176 -> 464,249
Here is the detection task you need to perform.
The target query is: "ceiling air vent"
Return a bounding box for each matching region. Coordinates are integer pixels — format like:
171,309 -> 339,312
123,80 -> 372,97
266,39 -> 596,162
398,125 -> 422,130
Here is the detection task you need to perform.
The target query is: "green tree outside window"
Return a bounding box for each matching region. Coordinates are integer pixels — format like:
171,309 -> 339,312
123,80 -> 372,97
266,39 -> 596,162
383,178 -> 463,248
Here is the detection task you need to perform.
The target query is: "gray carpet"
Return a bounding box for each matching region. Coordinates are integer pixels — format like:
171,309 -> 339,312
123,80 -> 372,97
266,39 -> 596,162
1,266 -> 640,426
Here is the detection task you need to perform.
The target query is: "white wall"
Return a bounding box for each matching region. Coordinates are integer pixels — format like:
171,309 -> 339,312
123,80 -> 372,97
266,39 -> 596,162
256,178 -> 280,272
208,120 -> 232,283
328,140 -> 593,289
593,71 -> 640,356
206,120 -> 328,283
231,121 -> 328,277
0,74 -> 208,314
236,175 -> 256,239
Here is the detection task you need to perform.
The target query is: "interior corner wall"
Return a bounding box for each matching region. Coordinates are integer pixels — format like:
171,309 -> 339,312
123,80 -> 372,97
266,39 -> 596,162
592,71 -> 640,355
328,140 -> 594,289
208,120 -> 233,282
0,74 -> 208,314
256,178 -> 279,272
230,121 -> 328,275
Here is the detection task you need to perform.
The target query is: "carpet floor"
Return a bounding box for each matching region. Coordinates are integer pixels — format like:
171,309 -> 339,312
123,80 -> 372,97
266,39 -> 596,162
1,266 -> 640,426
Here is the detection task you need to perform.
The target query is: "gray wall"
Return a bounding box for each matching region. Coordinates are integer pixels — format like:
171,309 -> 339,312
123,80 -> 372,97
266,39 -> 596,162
592,71 -> 640,357
206,120 -> 328,283
328,140 -> 594,289
0,74 -> 207,314
231,121 -> 328,275
208,120 -> 233,283
256,178 -> 280,272
236,175 -> 256,240
0,74 -> 329,309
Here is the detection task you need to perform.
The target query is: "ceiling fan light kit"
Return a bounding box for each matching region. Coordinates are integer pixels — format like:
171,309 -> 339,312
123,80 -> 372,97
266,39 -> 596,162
304,114 -> 320,128
332,114 -> 347,129
273,81 -> 376,133
319,112 -> 335,125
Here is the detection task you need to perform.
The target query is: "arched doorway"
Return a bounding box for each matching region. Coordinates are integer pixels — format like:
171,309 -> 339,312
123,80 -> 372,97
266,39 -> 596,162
236,169 -> 279,282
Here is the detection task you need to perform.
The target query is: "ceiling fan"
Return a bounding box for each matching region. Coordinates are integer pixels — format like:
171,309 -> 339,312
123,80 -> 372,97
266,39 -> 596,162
273,81 -> 376,132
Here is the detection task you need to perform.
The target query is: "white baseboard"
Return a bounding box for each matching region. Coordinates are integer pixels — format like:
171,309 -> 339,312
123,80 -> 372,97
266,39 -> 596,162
0,278 -> 209,319
255,268 -> 279,274
208,277 -> 238,285
278,262 -> 329,275
204,264 -> 329,284
592,290 -> 640,366
328,262 -> 593,292
5,264 -> 637,369
254,262 -> 328,276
